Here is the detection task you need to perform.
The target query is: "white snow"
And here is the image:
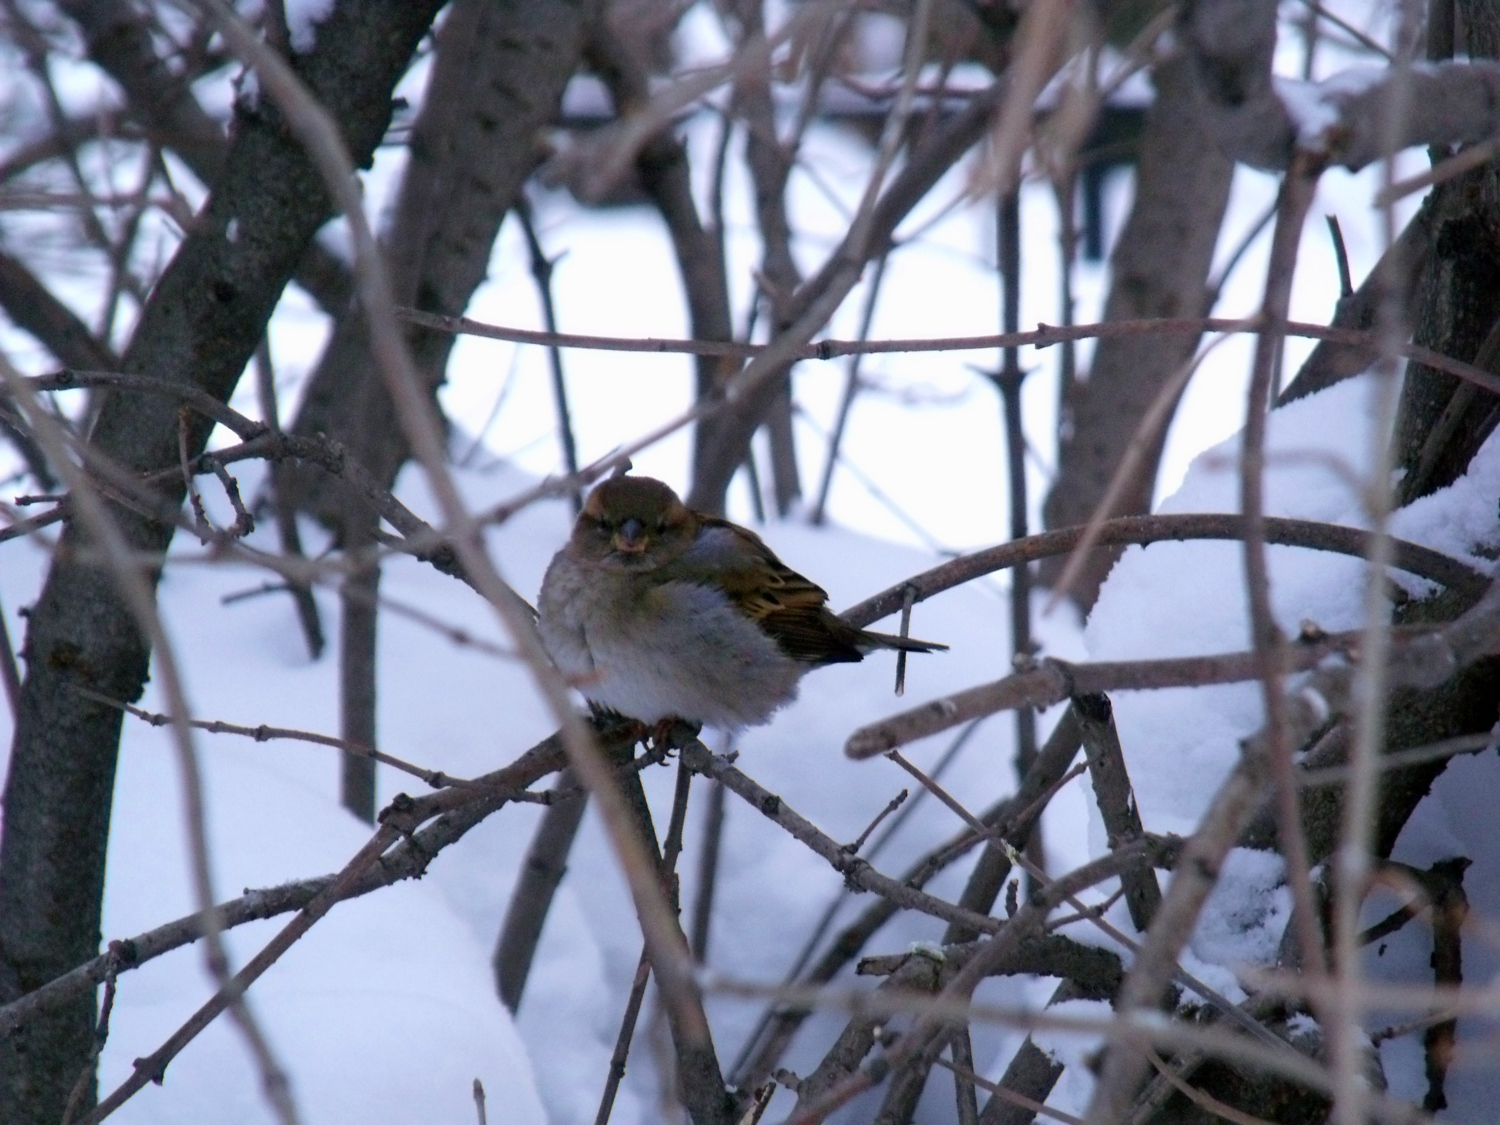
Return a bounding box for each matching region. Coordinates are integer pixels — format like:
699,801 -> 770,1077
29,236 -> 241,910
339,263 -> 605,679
1,4 -> 1497,1121
0,450 -> 1044,1123
285,0 -> 336,55
1275,75 -> 1342,149
0,362 -> 1483,1122
1081,373 -> 1500,1116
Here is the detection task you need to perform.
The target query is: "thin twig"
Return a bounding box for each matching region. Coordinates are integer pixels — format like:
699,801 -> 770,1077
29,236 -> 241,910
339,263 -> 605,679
0,728 -> 630,1041
515,195 -> 581,511
1326,215 -> 1354,298
73,719 -> 634,1124
204,455 -> 255,538
1144,1049 -> 1283,1125
951,1025 -> 980,1125
1331,11 -> 1420,1119
841,510 -> 1487,629
1300,729 -> 1497,786
894,583 -> 916,695
809,247 -> 892,524
993,188 -> 1038,775
782,844 -> 1190,1125
680,735 -> 1009,936
596,950 -> 654,1125
1297,0 -> 1393,59
1073,693 -> 1162,931
255,339 -> 324,657
843,789 -> 909,855
847,630 -> 1359,757
394,306 -> 1500,397
78,686 -> 469,790
931,1054 -> 1084,1125
1044,330 -> 1237,611
1374,132 -> 1500,206
728,719 -> 996,1088
80,824 -> 401,1125
179,407 -> 213,541
689,758 -> 728,959
712,968 -> 1430,1125
59,960 -> 120,1125
1239,154 -> 1329,1001
883,744 -> 1282,1054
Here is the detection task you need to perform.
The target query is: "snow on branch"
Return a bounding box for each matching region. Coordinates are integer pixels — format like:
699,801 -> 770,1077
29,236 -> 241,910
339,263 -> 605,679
1185,0 -> 1500,171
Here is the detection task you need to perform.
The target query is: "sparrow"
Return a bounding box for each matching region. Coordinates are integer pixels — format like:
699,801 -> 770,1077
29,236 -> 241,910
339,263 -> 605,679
536,474 -> 946,730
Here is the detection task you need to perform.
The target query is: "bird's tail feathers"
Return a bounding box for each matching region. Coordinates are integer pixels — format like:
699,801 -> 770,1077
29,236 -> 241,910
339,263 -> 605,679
857,629 -> 948,654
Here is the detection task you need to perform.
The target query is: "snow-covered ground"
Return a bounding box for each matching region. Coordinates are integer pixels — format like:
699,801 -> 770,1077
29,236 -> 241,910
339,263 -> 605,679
1,2 -> 1497,1122
0,366 -> 1496,1122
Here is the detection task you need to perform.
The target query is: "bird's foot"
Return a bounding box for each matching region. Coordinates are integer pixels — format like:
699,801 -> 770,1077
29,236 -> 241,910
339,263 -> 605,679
587,703 -> 649,745
649,716 -> 703,754
586,705 -> 701,755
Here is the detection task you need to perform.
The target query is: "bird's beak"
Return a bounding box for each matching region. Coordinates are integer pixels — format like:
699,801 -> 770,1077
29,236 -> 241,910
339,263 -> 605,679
612,517 -> 647,555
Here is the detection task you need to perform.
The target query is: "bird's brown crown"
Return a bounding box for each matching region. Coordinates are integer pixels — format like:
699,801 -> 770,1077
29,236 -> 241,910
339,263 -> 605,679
573,476 -> 699,569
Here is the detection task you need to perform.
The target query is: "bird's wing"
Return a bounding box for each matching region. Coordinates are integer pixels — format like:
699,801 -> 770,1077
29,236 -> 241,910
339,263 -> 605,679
664,519 -> 864,664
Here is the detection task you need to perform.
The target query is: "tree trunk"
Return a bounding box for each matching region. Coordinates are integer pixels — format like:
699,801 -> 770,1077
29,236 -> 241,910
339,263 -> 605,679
0,5 -> 442,1119
1040,53 -> 1234,610
282,0 -> 597,528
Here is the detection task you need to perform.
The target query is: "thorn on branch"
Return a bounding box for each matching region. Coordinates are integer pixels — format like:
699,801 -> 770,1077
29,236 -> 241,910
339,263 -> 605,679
220,580 -> 294,605
895,584 -> 916,695
1325,215 -> 1353,300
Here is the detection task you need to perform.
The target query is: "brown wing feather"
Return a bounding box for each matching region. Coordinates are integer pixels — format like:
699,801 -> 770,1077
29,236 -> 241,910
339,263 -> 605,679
687,518 -> 866,664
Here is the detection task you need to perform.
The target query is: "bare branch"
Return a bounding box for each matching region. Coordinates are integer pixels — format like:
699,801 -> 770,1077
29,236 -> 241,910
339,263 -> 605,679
79,687 -> 469,791
680,734 -> 1009,936
841,512 -> 1487,628
395,306 -> 1500,401
495,768 -> 589,1012
848,630 -> 1357,757
1183,0 -> 1500,172
1073,694 -> 1162,932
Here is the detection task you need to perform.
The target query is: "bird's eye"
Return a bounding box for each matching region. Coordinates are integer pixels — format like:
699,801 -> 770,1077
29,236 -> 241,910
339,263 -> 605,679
656,519 -> 668,533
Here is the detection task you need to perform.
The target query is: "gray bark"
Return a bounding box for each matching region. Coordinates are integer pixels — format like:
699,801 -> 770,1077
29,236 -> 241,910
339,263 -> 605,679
340,527 -> 379,823
584,18 -> 738,507
0,4 -> 442,1119
283,0 -> 596,527
57,0 -> 356,315
1391,3 -> 1500,505
0,248 -> 118,372
1041,53 -> 1233,608
1276,203 -> 1433,407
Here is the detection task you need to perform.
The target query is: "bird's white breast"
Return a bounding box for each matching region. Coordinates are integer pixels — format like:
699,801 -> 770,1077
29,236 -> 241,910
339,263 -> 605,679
537,553 -> 803,729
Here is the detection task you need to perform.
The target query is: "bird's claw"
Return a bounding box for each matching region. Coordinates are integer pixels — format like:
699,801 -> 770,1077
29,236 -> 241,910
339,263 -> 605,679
649,716 -> 703,753
586,704 -> 701,755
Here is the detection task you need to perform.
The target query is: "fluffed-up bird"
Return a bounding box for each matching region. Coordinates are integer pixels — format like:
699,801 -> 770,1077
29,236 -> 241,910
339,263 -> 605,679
537,474 -> 946,730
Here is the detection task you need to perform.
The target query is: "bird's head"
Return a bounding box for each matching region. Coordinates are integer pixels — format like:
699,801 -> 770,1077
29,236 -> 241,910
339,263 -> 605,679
572,476 -> 698,570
